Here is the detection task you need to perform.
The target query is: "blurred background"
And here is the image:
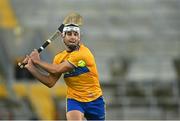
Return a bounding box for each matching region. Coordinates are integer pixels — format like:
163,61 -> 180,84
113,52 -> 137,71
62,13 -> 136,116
0,0 -> 180,120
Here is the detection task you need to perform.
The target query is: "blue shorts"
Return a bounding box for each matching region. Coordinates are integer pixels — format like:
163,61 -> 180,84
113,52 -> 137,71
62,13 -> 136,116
67,96 -> 106,120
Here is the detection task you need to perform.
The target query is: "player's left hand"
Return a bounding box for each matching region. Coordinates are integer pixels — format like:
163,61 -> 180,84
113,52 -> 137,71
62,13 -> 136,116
24,56 -> 34,69
30,49 -> 40,64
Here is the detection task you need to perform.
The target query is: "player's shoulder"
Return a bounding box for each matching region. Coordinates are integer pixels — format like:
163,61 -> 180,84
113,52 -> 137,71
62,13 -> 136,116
75,44 -> 94,61
79,44 -> 92,54
54,50 -> 67,58
56,49 -> 67,55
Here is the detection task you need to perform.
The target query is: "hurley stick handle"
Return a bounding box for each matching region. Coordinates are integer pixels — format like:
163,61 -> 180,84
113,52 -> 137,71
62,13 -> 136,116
18,31 -> 60,69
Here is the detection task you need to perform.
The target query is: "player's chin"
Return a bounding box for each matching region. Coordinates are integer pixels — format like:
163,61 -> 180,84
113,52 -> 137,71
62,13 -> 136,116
67,44 -> 78,51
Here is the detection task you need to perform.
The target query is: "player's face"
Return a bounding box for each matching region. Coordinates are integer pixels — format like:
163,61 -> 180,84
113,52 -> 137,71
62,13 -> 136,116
63,31 -> 80,51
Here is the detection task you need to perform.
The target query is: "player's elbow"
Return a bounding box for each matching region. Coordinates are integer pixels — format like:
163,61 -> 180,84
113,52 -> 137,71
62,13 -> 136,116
46,81 -> 56,88
46,75 -> 59,88
47,83 -> 54,88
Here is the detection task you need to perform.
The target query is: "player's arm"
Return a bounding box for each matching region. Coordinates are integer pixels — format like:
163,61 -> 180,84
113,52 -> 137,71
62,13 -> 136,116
29,49 -> 75,75
34,60 -> 74,75
25,57 -> 61,88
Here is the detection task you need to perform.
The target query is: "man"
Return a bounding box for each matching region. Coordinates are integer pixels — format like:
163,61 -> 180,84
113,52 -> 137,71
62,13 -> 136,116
23,12 -> 105,120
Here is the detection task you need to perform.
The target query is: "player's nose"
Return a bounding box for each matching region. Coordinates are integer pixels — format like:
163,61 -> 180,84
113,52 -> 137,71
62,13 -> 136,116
69,35 -> 76,42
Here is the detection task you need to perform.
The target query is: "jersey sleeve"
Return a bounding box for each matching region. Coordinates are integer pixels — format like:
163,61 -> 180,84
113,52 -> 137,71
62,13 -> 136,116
53,53 -> 64,64
53,55 -> 58,64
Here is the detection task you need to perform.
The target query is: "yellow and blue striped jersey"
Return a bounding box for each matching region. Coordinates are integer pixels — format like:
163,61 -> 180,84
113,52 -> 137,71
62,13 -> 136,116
53,44 -> 103,102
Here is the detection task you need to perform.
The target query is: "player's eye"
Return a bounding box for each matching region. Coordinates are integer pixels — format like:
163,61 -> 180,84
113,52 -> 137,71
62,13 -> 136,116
73,32 -> 79,36
66,32 -> 72,36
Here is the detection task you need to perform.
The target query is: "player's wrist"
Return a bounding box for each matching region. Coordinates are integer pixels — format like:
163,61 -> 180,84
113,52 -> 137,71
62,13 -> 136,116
32,59 -> 40,65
